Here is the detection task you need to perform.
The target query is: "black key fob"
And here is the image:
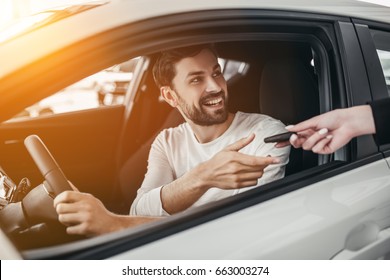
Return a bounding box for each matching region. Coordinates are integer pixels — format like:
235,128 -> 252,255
264,132 -> 293,143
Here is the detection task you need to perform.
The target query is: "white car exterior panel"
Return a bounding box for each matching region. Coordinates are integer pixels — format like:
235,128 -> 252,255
112,159 -> 390,259
1,0 -> 390,79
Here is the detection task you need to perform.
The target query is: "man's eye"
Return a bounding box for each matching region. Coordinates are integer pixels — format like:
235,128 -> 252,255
213,71 -> 222,77
190,77 -> 202,84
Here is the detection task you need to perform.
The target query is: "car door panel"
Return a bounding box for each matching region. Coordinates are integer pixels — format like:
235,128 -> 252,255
333,221 -> 390,259
110,158 -> 390,259
0,105 -> 124,205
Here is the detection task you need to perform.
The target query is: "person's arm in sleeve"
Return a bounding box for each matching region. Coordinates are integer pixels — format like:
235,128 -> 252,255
134,133 -> 280,216
369,98 -> 390,146
130,134 -> 175,216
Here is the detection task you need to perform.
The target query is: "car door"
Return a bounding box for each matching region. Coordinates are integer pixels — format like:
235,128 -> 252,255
327,18 -> 390,259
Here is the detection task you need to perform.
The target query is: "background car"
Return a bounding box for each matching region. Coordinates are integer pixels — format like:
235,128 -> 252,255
1,0 -> 390,260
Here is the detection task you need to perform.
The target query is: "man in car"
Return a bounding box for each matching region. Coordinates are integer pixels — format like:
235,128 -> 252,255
54,44 -> 290,235
130,44 -> 290,216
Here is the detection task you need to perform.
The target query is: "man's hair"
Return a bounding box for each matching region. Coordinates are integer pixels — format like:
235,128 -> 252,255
152,44 -> 218,88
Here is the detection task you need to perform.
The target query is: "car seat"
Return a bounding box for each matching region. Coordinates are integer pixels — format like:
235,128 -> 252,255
116,108 -> 184,212
259,57 -> 320,175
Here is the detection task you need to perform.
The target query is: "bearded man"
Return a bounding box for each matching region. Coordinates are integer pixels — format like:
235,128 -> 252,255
130,44 -> 290,216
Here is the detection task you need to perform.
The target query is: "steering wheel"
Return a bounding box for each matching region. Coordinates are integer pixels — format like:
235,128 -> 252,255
24,135 -> 73,196
0,135 -> 81,249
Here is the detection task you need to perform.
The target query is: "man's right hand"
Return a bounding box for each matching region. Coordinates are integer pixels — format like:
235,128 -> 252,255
161,134 -> 280,214
196,133 -> 280,190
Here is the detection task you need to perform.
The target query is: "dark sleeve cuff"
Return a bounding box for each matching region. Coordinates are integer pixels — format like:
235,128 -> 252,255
369,98 -> 390,146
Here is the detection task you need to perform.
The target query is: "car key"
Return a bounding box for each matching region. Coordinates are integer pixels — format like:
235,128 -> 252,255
264,131 -> 294,143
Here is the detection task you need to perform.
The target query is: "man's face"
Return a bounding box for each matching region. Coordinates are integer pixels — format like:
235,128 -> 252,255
170,48 -> 228,126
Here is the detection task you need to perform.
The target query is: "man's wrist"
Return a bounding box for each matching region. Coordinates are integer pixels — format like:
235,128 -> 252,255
190,162 -> 212,192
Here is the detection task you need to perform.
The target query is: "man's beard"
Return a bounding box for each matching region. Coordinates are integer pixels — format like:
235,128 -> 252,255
176,91 -> 229,126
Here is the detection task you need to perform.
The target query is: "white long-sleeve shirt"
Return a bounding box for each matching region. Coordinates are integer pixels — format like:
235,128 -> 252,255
130,111 -> 290,216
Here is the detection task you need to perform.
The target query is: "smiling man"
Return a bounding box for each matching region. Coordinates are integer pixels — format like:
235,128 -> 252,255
130,44 -> 290,216
53,44 -> 289,236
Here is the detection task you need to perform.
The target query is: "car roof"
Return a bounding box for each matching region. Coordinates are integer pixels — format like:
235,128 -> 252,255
0,0 -> 389,79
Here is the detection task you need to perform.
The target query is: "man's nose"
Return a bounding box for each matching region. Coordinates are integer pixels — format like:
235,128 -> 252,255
205,77 -> 222,93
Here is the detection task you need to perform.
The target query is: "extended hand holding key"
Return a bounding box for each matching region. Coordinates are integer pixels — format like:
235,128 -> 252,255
273,105 -> 376,154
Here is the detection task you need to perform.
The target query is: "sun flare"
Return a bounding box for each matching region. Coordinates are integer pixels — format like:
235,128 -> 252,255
0,0 -> 92,30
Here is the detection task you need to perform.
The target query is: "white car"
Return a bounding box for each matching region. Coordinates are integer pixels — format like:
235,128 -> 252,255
1,0 -> 390,260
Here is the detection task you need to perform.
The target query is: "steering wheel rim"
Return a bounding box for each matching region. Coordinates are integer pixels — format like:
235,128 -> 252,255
0,134 -> 82,250
24,135 -> 73,196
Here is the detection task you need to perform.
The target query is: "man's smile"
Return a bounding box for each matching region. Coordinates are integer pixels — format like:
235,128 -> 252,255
203,97 -> 223,106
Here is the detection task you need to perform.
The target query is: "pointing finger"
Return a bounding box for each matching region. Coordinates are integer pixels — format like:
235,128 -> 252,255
225,133 -> 255,152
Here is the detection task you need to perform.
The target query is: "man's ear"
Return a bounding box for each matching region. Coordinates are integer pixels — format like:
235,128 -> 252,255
160,86 -> 178,107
